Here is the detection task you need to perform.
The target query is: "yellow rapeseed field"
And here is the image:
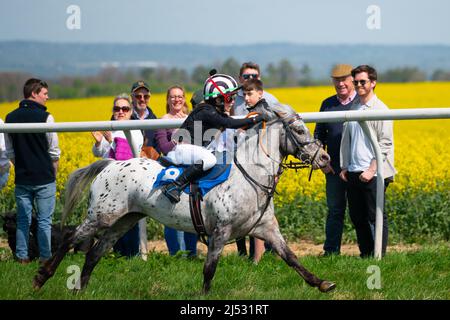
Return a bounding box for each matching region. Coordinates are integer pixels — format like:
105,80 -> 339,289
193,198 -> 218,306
1,82 -> 449,205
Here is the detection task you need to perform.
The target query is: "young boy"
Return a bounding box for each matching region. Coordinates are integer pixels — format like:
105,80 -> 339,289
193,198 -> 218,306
242,78 -> 270,113
241,78 -> 273,263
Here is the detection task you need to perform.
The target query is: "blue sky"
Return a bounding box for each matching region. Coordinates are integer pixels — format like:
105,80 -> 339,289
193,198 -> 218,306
1,0 -> 449,45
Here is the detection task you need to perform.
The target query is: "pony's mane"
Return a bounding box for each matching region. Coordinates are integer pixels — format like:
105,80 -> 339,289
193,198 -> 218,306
269,103 -> 296,119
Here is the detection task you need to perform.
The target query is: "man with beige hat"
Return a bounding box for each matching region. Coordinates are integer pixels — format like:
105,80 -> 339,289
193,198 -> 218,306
313,64 -> 357,256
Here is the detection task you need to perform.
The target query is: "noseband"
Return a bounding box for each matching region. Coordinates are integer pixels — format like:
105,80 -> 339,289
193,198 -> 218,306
280,114 -> 323,180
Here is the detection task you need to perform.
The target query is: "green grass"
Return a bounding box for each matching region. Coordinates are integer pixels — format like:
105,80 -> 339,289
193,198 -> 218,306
0,244 -> 448,300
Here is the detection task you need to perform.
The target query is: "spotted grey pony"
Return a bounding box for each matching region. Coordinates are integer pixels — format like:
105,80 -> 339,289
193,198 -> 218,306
33,102 -> 335,294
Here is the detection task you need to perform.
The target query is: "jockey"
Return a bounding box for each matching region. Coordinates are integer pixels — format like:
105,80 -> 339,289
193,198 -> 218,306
161,70 -> 268,203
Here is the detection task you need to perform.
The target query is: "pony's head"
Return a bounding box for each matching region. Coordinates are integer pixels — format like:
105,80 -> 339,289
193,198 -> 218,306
251,102 -> 330,169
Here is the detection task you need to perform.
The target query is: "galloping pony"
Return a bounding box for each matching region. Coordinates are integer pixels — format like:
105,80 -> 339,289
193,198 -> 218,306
33,103 -> 336,293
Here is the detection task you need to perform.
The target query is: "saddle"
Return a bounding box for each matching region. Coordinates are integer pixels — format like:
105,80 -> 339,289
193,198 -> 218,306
156,155 -> 232,243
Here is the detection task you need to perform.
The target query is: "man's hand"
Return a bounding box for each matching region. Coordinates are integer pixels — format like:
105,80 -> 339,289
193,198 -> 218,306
52,160 -> 59,176
339,169 -> 348,182
360,159 -> 377,182
360,169 -> 376,183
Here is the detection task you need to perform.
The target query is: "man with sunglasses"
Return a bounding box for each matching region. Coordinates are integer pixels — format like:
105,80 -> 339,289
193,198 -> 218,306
160,71 -> 268,204
339,65 -> 396,258
314,64 -> 357,257
130,80 -> 159,260
234,62 -> 279,117
130,81 -> 159,149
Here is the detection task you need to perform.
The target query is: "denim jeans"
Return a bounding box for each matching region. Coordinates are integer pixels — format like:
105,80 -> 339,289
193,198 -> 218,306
164,226 -> 198,257
323,173 -> 348,254
15,182 -> 56,260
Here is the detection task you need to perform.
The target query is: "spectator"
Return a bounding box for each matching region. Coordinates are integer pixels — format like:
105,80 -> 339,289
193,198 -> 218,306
130,80 -> 160,260
155,85 -> 198,257
339,65 -> 396,257
234,62 -> 279,259
240,78 -> 274,263
190,89 -> 204,109
234,61 -> 279,116
313,64 -> 356,256
5,78 -> 60,265
0,118 -> 11,190
91,93 -> 143,258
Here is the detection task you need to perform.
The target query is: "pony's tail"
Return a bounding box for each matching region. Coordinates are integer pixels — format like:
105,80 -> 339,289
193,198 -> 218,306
61,159 -> 113,227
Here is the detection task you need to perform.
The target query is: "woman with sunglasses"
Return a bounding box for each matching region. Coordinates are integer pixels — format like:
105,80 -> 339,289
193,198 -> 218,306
155,85 -> 198,257
160,71 -> 268,204
91,93 -> 144,258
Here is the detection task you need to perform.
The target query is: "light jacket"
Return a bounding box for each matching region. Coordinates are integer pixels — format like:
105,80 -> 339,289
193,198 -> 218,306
340,95 -> 397,179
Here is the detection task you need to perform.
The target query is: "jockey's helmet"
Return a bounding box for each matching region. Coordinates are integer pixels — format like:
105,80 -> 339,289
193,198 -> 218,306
203,70 -> 240,107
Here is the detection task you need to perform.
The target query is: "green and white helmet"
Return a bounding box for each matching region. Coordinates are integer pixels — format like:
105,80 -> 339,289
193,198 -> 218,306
203,70 -> 240,104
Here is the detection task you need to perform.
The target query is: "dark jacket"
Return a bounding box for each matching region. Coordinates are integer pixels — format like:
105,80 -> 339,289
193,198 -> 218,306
179,103 -> 256,147
5,100 -> 55,185
313,95 -> 354,173
131,106 -> 159,149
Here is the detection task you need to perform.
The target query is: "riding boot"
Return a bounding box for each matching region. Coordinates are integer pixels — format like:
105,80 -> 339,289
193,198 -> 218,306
162,162 -> 205,203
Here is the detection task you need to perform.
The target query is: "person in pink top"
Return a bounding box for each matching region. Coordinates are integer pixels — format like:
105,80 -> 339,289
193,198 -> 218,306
155,85 -> 198,257
91,93 -> 144,258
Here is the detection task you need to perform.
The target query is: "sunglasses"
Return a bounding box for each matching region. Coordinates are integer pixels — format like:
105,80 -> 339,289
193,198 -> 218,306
242,73 -> 258,80
353,79 -> 370,86
133,93 -> 150,100
113,106 -> 131,112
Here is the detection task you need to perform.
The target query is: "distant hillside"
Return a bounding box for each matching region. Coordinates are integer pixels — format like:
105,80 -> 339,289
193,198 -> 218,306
1,41 -> 450,79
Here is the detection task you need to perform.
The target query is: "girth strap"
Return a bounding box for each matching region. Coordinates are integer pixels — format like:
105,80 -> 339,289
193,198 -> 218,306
189,183 -> 209,245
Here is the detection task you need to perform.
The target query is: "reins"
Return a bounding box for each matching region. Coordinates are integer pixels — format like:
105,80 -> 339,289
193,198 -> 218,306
233,134 -> 281,240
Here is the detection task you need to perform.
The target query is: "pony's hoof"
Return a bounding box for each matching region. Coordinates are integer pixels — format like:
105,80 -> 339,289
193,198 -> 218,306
32,277 -> 43,291
201,285 -> 211,295
319,280 -> 336,293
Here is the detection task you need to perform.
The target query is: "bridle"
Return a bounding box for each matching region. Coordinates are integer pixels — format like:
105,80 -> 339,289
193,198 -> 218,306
233,111 -> 323,237
245,112 -> 323,179
278,113 -> 324,181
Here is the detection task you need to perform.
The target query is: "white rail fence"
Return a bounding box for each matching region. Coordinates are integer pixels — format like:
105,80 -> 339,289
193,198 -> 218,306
2,108 -> 450,259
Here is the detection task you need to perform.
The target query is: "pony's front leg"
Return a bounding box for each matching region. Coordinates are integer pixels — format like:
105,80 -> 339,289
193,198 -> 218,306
252,218 -> 336,293
202,225 -> 232,294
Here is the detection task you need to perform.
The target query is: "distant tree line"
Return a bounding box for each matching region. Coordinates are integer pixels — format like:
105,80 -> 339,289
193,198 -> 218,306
1,58 -> 450,102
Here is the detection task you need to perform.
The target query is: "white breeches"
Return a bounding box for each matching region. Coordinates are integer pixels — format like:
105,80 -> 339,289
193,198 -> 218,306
166,144 -> 217,171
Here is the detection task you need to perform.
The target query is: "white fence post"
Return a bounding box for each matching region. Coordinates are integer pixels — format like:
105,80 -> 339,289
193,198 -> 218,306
123,129 -> 148,261
359,121 -> 385,260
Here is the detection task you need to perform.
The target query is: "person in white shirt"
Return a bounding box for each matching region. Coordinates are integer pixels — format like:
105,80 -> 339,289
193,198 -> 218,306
0,118 -> 11,190
339,65 -> 396,258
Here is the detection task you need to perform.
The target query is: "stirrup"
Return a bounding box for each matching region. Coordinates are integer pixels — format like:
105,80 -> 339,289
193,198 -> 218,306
162,184 -> 181,203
